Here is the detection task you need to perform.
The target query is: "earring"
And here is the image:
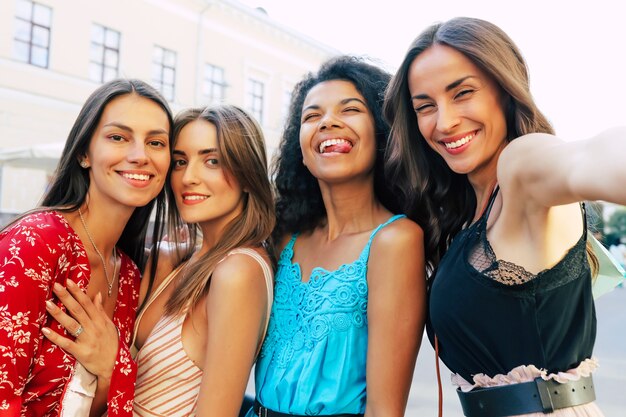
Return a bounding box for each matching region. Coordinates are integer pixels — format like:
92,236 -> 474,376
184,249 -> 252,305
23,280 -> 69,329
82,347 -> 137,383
80,160 -> 89,168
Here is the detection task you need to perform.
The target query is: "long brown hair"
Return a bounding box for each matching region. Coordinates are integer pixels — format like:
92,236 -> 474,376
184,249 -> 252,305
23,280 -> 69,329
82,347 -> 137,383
162,105 -> 275,316
384,17 -> 555,272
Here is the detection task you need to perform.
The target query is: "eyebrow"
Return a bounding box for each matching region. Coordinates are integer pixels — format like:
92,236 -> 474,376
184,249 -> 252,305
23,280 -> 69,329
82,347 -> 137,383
302,97 -> 367,112
103,122 -> 168,136
172,147 -> 218,156
411,76 -> 477,100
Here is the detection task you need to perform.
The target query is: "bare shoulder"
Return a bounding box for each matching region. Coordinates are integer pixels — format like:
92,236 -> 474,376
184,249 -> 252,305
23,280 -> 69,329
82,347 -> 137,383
210,248 -> 270,295
369,217 -> 424,255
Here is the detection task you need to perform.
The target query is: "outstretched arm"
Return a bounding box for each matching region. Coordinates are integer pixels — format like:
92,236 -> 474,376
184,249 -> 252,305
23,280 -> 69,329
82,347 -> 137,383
498,127 -> 626,208
364,219 -> 426,417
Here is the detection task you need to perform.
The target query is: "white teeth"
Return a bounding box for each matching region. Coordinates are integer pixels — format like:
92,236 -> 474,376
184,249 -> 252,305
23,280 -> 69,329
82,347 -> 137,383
444,133 -> 475,149
319,138 -> 351,153
122,173 -> 150,181
183,195 -> 207,201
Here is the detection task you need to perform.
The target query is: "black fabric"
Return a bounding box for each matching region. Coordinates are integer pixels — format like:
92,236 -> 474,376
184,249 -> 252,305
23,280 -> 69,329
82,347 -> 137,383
253,400 -> 363,417
427,189 -> 596,383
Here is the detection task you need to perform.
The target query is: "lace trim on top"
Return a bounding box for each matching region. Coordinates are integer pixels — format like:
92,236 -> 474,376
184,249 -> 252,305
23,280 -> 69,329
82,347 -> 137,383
468,227 -> 537,285
452,357 -> 598,392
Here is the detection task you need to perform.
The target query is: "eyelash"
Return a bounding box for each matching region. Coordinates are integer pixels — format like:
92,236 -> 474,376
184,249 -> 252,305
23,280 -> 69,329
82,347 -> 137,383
455,89 -> 474,99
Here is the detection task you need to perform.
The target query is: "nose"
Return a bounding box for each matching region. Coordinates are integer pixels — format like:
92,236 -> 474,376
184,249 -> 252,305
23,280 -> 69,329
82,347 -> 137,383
181,161 -> 200,186
319,112 -> 343,131
436,103 -> 461,134
127,141 -> 149,165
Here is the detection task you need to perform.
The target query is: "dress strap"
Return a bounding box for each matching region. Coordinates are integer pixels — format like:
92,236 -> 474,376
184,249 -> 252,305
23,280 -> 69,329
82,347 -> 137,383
481,185 -> 501,221
280,233 -> 299,261
580,202 -> 588,239
132,262 -> 186,348
362,214 -> 406,259
224,248 -> 274,357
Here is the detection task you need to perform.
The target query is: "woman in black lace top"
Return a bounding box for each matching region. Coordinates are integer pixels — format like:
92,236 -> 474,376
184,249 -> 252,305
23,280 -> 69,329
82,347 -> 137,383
383,16 -> 626,417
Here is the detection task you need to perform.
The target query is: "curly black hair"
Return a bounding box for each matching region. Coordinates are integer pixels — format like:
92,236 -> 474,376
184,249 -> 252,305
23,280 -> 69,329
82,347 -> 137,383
273,55 -> 398,239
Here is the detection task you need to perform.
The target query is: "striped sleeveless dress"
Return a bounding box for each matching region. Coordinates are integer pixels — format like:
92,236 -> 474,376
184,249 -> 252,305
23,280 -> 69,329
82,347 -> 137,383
132,248 -> 273,416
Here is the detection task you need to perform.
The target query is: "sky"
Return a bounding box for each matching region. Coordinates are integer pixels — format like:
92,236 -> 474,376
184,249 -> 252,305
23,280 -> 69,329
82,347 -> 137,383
240,0 -> 626,142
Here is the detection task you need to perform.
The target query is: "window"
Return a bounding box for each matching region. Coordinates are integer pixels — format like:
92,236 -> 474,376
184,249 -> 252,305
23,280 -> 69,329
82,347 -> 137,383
281,88 -> 292,123
89,24 -> 120,83
13,0 -> 52,68
152,46 -> 176,101
202,64 -> 226,104
246,79 -> 265,124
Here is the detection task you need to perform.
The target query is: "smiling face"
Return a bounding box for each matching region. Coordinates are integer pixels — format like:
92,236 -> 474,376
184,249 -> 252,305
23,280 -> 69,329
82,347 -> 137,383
83,93 -> 170,210
170,119 -> 244,228
299,79 -> 377,184
408,44 -> 508,180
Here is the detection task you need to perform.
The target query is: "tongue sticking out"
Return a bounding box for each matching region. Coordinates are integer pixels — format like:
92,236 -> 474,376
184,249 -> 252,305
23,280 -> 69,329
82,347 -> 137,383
324,143 -> 352,154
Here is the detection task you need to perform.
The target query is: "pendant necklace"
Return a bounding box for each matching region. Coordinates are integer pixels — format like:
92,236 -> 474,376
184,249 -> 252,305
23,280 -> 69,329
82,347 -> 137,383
78,208 -> 118,296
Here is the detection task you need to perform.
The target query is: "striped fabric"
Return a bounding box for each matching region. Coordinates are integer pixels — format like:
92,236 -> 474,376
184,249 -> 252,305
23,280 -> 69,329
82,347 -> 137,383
132,248 -> 273,416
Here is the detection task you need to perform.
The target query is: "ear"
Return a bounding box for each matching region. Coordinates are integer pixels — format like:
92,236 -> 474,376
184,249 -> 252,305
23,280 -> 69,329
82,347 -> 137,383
78,156 -> 90,169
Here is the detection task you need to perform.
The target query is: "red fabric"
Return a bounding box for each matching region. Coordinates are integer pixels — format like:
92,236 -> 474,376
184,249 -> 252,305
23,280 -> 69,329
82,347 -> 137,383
0,211 -> 139,416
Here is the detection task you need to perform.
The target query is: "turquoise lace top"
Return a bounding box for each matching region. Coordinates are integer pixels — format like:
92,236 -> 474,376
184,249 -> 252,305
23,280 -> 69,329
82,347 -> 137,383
249,215 -> 405,416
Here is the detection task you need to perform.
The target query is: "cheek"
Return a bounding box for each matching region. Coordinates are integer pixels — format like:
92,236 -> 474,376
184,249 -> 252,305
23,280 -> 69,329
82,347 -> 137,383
155,153 -> 171,173
416,115 -> 436,146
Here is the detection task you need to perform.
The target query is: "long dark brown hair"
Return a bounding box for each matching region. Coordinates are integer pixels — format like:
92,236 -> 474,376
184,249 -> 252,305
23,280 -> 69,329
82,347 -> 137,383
162,105 -> 275,316
384,17 -> 555,272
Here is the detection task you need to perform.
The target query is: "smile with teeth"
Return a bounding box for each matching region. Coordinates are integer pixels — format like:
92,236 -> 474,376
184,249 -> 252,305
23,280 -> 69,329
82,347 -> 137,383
443,132 -> 477,149
319,138 -> 353,153
183,195 -> 208,201
121,173 -> 151,181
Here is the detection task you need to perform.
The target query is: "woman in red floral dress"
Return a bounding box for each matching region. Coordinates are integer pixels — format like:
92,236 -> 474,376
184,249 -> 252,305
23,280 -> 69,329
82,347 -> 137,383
0,79 -> 172,417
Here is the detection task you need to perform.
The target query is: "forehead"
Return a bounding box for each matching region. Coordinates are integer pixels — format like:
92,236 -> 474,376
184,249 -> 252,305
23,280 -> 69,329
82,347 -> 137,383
176,119 -> 218,149
303,79 -> 364,107
408,44 -> 489,92
100,93 -> 167,124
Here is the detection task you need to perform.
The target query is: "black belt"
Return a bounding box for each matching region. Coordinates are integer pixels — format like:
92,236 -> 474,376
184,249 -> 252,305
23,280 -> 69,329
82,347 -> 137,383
253,400 -> 363,417
457,375 -> 596,416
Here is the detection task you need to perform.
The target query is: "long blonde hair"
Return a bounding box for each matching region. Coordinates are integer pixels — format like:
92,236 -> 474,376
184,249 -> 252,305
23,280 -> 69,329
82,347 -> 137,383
162,105 -> 275,316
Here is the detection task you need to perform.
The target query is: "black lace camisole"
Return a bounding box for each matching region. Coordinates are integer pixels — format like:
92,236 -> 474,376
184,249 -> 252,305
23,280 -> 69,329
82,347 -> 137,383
427,187 -> 596,383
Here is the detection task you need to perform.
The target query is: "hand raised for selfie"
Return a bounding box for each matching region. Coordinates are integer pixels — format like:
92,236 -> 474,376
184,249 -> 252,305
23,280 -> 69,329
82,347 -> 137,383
42,279 -> 119,382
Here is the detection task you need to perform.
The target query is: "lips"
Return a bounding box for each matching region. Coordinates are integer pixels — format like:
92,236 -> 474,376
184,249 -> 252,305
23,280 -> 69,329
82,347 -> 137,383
439,130 -> 479,151
117,170 -> 155,187
120,172 -> 151,181
318,138 -> 354,154
181,193 -> 208,204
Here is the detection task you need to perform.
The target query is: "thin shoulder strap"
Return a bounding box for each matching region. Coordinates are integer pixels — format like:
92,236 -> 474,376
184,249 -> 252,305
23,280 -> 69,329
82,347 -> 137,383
580,202 -> 588,239
225,248 -> 273,356
284,233 -> 298,254
132,262 -> 186,347
482,185 -> 501,220
362,214 -> 406,259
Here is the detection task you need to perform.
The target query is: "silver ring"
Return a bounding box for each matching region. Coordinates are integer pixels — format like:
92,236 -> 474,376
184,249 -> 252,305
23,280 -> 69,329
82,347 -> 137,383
71,325 -> 84,338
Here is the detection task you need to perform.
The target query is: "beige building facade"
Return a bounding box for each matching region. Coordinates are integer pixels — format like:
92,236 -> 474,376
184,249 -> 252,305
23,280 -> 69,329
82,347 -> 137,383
0,0 -> 337,216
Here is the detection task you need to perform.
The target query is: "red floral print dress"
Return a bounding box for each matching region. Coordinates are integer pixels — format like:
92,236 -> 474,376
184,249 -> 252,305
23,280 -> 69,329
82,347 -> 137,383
0,211 -> 139,416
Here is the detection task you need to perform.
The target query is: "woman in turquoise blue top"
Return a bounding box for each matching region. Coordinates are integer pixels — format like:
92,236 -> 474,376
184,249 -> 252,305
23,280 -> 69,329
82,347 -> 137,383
249,56 -> 428,417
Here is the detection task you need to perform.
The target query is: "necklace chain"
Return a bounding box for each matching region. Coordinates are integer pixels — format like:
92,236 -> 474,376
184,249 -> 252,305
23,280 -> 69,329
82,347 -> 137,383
78,208 -> 117,296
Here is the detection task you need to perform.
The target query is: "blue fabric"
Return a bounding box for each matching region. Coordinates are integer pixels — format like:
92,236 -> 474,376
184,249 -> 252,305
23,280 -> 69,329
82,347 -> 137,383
248,215 -> 405,416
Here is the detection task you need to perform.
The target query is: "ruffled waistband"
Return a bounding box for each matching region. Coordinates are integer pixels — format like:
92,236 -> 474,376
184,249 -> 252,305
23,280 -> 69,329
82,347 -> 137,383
453,357 -> 599,393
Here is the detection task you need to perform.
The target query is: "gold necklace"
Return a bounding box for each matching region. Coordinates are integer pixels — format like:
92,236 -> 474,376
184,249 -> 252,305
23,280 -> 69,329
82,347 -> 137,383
78,208 -> 118,296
